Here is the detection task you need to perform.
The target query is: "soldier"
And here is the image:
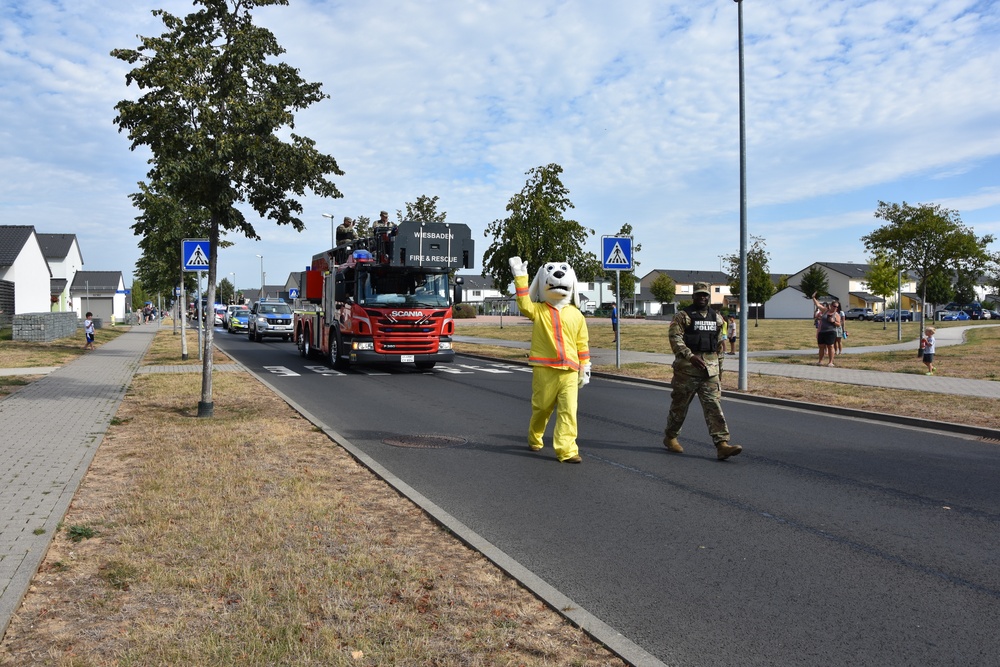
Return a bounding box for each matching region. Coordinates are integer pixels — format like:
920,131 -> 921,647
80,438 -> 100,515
336,216 -> 357,244
662,282 -> 742,460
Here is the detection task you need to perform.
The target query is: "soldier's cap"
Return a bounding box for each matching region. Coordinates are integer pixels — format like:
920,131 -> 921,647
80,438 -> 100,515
692,281 -> 711,295
380,210 -> 388,216
343,216 -> 353,223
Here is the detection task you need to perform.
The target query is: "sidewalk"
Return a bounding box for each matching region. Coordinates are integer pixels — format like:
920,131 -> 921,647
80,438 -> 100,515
455,321 -> 1000,399
0,323 -> 158,638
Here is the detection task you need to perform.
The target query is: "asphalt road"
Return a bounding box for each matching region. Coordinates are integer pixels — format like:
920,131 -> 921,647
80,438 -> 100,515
215,329 -> 1000,667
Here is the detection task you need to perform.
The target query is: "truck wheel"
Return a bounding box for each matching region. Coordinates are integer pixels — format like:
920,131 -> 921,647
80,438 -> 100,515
329,332 -> 349,370
298,331 -> 310,358
415,361 -> 436,370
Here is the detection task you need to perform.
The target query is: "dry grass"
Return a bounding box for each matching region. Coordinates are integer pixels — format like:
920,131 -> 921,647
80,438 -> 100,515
0,327 -> 127,398
0,332 -> 624,667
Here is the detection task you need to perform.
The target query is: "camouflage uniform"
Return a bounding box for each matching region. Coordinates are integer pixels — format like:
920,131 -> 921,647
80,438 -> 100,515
664,299 -> 731,447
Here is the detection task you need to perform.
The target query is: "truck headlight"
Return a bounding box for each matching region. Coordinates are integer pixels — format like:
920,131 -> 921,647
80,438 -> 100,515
439,341 -> 452,350
354,341 -> 374,351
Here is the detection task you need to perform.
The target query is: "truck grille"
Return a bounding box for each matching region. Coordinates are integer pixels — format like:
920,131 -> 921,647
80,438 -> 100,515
373,311 -> 447,354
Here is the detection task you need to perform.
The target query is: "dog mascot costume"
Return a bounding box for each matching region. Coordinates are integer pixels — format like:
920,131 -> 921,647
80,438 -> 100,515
509,257 -> 591,463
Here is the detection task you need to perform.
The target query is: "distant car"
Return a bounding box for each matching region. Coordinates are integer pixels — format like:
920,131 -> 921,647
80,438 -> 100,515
226,306 -> 250,332
939,310 -> 970,321
844,308 -> 874,321
874,309 -> 913,322
213,305 -> 228,326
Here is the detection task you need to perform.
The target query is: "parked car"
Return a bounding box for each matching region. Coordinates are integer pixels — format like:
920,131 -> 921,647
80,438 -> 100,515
939,310 -> 970,321
873,309 -> 913,322
844,308 -> 875,321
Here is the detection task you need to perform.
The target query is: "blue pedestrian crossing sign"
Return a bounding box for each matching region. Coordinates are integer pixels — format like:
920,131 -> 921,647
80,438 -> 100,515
288,288 -> 299,299
602,235 -> 633,270
182,238 -> 211,272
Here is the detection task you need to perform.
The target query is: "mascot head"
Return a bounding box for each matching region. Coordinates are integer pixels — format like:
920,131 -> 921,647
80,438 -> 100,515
529,261 -> 580,309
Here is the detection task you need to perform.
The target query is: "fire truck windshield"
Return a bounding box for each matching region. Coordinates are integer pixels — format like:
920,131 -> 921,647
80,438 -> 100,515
358,269 -> 450,307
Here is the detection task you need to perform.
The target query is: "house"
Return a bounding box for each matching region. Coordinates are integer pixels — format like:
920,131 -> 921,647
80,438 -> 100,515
453,274 -> 506,313
0,225 -> 52,315
71,271 -> 126,323
635,270 -> 732,316
765,262 -> 917,319
37,233 -> 84,313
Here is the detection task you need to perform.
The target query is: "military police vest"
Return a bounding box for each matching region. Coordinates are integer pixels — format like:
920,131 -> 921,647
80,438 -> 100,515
682,305 -> 720,353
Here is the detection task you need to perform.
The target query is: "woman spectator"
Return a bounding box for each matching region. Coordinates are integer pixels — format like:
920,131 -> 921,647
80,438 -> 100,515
811,293 -> 841,366
833,300 -> 846,354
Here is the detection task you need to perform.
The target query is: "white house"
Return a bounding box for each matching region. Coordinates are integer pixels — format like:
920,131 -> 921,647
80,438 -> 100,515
765,262 -> 917,319
0,225 -> 53,315
38,233 -> 84,313
636,269 -> 732,316
71,271 -> 126,323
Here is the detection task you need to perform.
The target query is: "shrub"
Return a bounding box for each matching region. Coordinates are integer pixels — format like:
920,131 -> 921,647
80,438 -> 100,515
453,303 -> 477,319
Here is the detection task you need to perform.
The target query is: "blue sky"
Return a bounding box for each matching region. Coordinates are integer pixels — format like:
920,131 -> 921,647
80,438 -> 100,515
2,0 -> 999,291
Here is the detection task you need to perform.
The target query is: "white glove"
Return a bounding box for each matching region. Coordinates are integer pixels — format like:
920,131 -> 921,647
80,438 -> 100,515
509,256 -> 529,277
578,362 -> 591,388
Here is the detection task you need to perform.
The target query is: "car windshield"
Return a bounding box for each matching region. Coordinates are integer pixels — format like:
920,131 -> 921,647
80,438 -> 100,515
357,269 -> 450,307
260,304 -> 291,314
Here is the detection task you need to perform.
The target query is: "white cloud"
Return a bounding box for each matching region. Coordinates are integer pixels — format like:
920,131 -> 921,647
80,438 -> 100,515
0,0 -> 997,285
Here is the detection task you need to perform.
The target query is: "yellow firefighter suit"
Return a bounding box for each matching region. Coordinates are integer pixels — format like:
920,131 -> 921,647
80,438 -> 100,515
515,274 -> 591,461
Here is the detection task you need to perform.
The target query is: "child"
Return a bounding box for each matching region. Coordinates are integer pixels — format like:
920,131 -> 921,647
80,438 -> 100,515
921,326 -> 936,375
83,312 -> 95,351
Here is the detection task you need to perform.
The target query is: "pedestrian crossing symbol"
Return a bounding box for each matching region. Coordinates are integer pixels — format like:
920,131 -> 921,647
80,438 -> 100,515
602,235 -> 633,270
182,238 -> 211,272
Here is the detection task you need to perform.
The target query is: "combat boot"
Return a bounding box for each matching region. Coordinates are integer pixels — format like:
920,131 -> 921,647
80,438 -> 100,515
663,436 -> 684,454
716,441 -> 743,460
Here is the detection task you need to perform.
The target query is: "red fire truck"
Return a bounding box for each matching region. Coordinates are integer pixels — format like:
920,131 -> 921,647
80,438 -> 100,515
293,221 -> 474,370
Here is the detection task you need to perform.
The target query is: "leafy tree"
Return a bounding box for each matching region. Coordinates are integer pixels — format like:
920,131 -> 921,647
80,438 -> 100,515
723,235 -> 775,326
130,279 -> 150,312
482,164 -> 601,290
649,273 -> 676,313
775,275 -> 789,292
397,195 -> 446,223
798,265 -> 830,304
217,277 -> 235,304
112,0 -> 343,417
862,201 -> 994,327
921,271 -> 954,308
864,252 -> 901,330
131,181 -> 208,300
352,215 -> 373,239
605,223 -> 641,304
952,270 -> 978,305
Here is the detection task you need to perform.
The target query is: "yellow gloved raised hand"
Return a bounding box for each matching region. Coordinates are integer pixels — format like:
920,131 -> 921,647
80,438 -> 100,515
579,362 -> 591,388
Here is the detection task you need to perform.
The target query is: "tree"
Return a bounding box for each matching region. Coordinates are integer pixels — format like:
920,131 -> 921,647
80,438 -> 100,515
217,277 -> 235,304
482,164 -> 601,290
798,265 -> 830,304
921,271 -> 954,308
604,223 -> 641,307
862,201 -> 994,328
398,195 -> 446,223
649,273 -> 676,314
723,235 -> 775,326
113,0 -> 343,417
864,252 -> 900,330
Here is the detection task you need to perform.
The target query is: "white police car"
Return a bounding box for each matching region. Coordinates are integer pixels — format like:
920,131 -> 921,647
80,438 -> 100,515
248,298 -> 294,342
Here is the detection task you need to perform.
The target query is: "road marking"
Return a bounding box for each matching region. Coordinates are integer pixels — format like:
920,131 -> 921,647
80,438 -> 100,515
457,364 -> 512,374
263,366 -> 300,377
305,365 -> 345,376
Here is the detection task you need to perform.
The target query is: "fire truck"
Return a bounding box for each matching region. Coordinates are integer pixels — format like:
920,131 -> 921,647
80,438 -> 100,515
293,221 -> 474,370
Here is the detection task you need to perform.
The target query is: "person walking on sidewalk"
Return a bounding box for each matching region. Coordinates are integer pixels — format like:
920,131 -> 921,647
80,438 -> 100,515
662,282 -> 742,460
83,312 -> 95,351
921,327 -> 936,375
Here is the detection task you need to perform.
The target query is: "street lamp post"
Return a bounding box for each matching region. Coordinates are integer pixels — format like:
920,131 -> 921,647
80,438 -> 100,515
256,255 -> 264,299
229,272 -> 237,304
735,0 -> 748,391
322,213 -> 335,249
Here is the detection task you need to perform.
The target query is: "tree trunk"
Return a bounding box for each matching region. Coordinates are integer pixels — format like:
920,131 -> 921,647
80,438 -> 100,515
198,217 -> 220,418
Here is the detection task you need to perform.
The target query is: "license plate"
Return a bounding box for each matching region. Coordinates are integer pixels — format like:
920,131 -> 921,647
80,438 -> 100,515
401,355 -> 415,363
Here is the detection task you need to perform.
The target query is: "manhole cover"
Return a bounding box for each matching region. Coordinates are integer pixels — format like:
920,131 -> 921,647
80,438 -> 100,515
383,434 -> 468,449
